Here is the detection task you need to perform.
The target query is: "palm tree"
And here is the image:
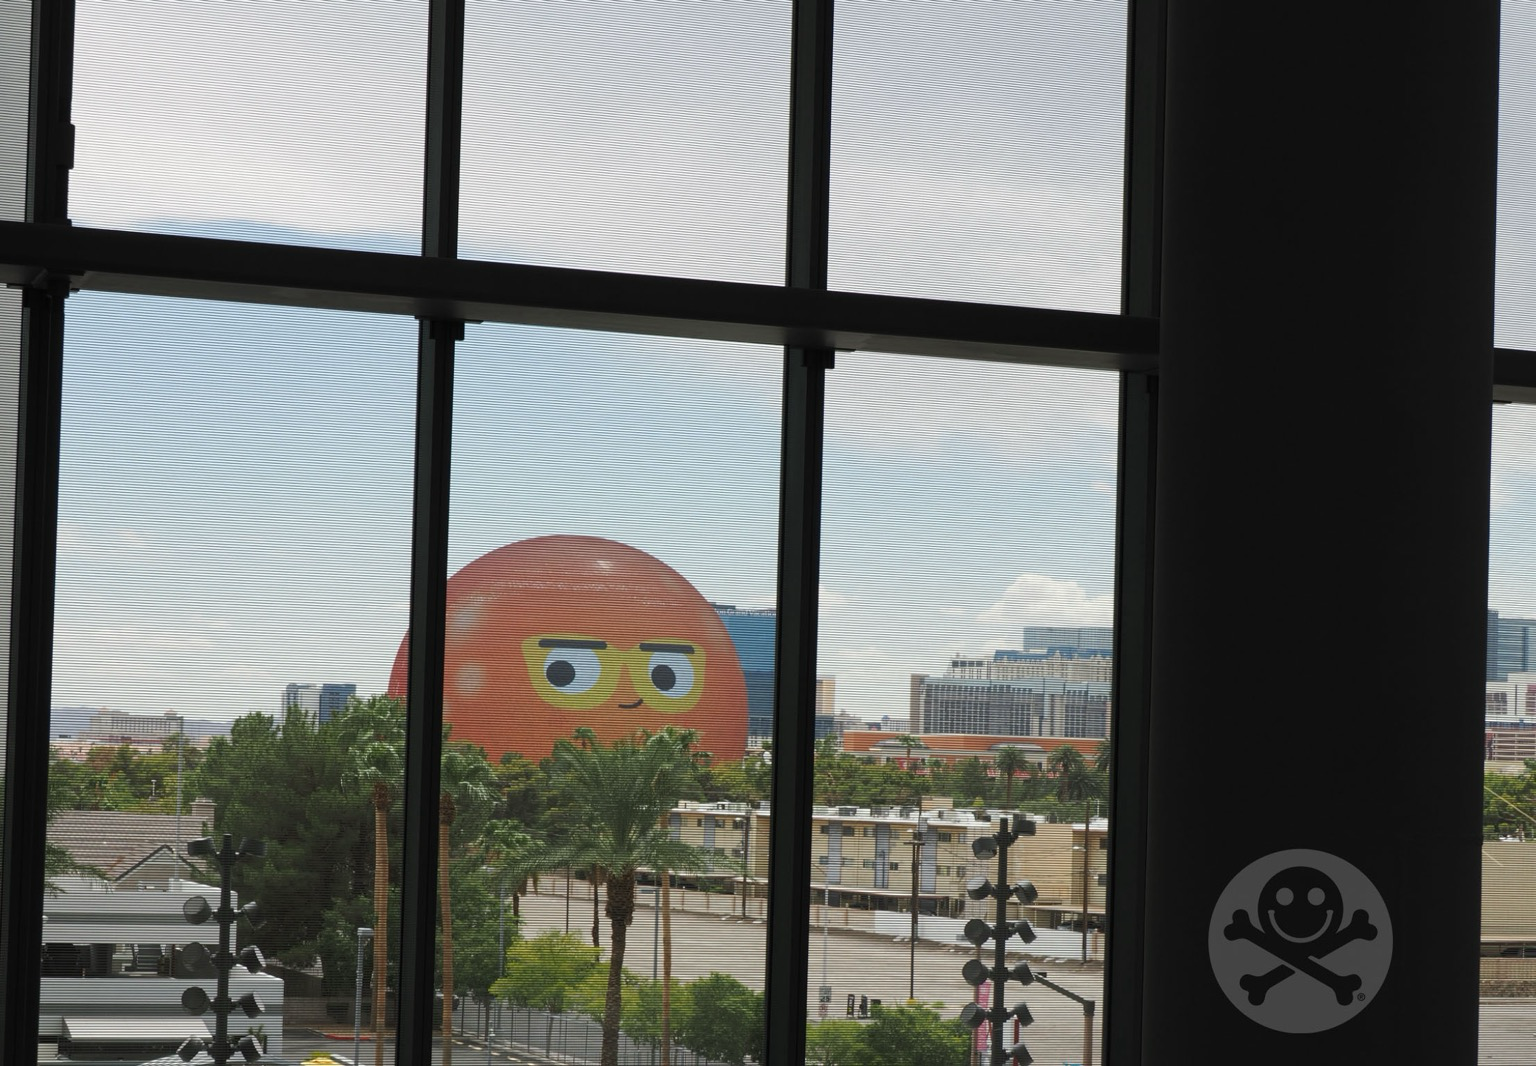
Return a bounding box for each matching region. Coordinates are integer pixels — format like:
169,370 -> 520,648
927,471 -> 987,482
437,739 -> 498,1066
438,791 -> 456,1065
1047,744 -> 1105,963
339,696 -> 405,1066
994,745 -> 1030,806
484,822 -> 549,922
890,733 -> 926,772
551,729 -> 716,1066
1093,738 -> 1112,776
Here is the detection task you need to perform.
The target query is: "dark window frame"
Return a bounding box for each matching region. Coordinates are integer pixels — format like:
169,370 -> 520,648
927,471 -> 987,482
5,1 -> 1527,1064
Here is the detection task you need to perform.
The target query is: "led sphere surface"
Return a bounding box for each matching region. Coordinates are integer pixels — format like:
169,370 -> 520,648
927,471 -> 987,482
389,535 -> 748,760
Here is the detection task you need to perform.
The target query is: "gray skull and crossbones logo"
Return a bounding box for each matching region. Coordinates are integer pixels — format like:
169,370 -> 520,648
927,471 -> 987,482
1223,865 -> 1377,1006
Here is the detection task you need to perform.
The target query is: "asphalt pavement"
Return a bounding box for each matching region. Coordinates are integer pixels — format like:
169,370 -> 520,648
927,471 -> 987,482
512,890 -> 1104,1066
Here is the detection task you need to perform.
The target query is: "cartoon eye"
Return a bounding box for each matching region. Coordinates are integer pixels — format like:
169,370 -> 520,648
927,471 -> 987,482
544,648 -> 602,694
1276,887 -> 1294,906
1308,887 -> 1326,906
647,651 -> 696,698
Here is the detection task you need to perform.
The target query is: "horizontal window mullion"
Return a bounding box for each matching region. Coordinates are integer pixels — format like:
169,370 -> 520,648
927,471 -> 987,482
0,221 -> 1157,372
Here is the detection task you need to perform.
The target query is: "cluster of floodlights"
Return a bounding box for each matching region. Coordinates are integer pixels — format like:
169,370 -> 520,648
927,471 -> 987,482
957,815 -> 1040,1066
175,835 -> 268,1065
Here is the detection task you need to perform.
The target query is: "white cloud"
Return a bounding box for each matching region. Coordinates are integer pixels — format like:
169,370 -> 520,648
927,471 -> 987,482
977,573 -> 1114,627
819,585 -> 851,608
826,353 -> 1119,468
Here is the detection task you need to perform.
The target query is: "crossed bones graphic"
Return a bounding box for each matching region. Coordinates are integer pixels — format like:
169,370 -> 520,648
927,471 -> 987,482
1223,868 -> 1377,1006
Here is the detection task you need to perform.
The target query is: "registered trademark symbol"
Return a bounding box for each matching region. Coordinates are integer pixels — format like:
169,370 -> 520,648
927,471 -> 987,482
1357,993 -> 1366,1002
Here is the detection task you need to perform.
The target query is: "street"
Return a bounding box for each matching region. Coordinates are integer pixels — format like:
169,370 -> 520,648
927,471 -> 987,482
513,890 -> 1104,1066
273,893 -> 1536,1065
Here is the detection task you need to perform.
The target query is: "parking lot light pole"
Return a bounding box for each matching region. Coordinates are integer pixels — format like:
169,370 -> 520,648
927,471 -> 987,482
354,927 -> 373,1066
909,821 -> 925,1004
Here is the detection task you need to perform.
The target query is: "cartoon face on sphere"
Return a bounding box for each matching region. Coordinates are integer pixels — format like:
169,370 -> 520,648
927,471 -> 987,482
1257,866 -> 1344,945
387,535 -> 747,761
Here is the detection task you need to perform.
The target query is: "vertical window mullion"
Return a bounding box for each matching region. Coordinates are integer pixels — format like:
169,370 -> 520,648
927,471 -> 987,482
0,279 -> 64,1066
765,3 -> 833,1066
397,1 -> 464,1063
0,0 -> 73,1058
1108,0 -> 1166,1060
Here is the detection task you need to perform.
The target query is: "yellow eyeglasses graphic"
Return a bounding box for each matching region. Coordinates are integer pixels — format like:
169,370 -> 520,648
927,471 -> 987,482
521,634 -> 707,713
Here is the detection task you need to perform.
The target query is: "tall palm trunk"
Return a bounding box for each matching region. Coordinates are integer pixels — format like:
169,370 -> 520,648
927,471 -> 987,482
660,871 -> 673,1066
440,792 -> 457,1066
371,781 -> 390,1066
601,871 -> 635,1066
592,864 -> 602,946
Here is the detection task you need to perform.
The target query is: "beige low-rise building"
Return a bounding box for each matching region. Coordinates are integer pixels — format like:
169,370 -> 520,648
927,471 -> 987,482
664,798 -> 1107,933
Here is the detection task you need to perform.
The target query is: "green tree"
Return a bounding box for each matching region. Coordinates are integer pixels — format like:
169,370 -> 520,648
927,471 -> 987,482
1048,743 -> 1106,962
484,822 -> 551,923
622,977 -> 691,1054
437,736 -> 499,1066
195,709 -> 370,966
1047,745 -> 1104,807
492,931 -> 600,1056
993,746 -> 1031,806
339,695 -> 406,1066
675,973 -> 763,1066
1486,762 -> 1536,839
862,1004 -> 968,1066
494,751 -> 550,829
938,755 -> 992,807
551,728 -> 717,1066
806,1018 -> 868,1066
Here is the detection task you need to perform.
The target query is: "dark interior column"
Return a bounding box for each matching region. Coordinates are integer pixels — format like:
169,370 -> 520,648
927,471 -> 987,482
1144,3 -> 1499,1061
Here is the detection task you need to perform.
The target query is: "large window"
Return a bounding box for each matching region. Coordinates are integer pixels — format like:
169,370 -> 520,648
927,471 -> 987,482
812,354 -> 1116,1064
70,1 -> 427,251
44,295 -> 415,1063
461,2 -> 791,282
441,325 -> 779,1064
14,2 -> 1522,1066
1,2 -> 1146,1062
830,1 -> 1127,309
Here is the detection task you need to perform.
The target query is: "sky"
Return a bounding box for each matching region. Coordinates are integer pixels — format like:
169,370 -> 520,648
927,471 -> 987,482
16,0 -> 1536,727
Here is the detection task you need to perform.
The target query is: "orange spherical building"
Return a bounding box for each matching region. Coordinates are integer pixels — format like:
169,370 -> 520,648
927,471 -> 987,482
387,535 -> 748,761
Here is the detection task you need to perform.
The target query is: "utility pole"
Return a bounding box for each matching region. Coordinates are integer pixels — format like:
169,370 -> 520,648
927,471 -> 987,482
908,823 -> 923,1003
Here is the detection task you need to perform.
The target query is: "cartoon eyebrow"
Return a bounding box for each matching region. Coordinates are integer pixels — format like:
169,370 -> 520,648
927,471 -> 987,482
639,642 -> 696,654
538,638 -> 609,650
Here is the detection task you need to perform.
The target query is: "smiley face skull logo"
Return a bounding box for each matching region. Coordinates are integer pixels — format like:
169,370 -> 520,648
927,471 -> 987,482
1224,866 -> 1376,1006
1209,849 -> 1392,1033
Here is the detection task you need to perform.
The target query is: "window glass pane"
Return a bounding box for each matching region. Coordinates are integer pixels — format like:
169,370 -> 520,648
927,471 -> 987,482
1500,3 -> 1536,348
441,325 -> 779,1065
70,2 -> 426,252
0,286 -> 17,912
1,0 -> 25,222
814,354 -> 1116,1063
43,294 -> 414,1064
461,2 -> 789,283
830,2 -> 1127,311
0,0 -> 25,909
1483,402 -> 1536,1060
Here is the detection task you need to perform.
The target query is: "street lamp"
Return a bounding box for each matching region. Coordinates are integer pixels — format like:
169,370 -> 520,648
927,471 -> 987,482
909,820 -> 926,1005
354,927 -> 373,1066
170,711 -> 185,877
811,861 -> 832,1018
641,886 -> 660,1066
1072,841 -> 1091,963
